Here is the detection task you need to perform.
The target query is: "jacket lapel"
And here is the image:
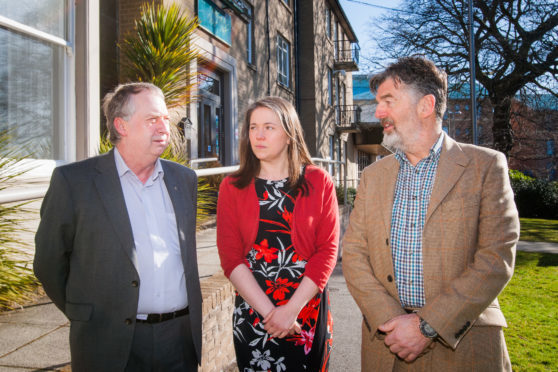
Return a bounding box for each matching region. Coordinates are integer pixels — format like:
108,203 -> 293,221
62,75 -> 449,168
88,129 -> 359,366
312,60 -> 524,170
94,150 -> 139,271
161,162 -> 194,258
425,136 -> 470,224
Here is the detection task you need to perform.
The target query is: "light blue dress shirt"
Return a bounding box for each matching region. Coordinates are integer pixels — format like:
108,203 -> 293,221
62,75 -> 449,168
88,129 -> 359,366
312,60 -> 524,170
114,148 -> 188,315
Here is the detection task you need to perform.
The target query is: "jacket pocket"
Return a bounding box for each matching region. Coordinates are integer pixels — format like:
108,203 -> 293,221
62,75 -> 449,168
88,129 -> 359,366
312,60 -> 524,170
65,302 -> 93,321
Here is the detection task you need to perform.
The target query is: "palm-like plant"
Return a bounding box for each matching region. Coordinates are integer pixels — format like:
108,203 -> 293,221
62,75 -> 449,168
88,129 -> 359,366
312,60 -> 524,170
120,3 -> 200,109
0,130 -> 38,309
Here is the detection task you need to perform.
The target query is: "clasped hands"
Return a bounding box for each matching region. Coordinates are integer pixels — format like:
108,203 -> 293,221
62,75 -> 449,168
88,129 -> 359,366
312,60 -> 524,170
263,303 -> 302,339
378,313 -> 433,362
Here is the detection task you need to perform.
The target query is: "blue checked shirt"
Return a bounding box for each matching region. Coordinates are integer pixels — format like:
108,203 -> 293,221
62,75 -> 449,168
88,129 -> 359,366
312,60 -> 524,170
390,133 -> 444,308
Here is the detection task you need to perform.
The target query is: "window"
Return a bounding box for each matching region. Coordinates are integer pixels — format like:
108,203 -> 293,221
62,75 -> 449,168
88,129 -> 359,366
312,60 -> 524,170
326,7 -> 331,39
198,0 -> 232,44
547,140 -> 555,156
358,151 -> 371,178
334,21 -> 339,59
246,4 -> 255,65
277,34 -> 290,87
329,135 -> 335,176
0,1 -> 71,160
328,68 -> 333,106
282,0 -> 290,6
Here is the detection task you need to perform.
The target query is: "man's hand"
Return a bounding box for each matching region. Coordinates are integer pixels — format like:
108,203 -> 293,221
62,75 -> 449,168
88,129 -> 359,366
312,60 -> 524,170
263,305 -> 302,339
378,314 -> 433,362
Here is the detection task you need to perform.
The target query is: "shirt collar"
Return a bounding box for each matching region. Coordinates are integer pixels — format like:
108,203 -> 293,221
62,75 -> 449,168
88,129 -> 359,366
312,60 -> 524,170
113,147 -> 164,182
395,132 -> 445,165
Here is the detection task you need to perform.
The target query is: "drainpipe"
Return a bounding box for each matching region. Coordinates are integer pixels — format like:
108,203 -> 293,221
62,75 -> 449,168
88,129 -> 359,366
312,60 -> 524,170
265,0 -> 271,96
294,0 -> 300,113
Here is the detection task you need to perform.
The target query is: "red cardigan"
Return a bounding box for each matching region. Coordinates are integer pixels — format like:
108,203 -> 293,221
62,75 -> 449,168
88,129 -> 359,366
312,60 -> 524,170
216,165 -> 339,291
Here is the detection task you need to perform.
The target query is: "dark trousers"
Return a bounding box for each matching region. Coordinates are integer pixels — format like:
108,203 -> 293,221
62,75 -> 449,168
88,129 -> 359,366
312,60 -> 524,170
125,313 -> 198,372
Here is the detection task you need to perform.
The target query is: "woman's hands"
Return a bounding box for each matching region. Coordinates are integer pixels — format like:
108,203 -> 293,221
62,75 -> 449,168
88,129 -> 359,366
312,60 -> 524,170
263,304 -> 302,339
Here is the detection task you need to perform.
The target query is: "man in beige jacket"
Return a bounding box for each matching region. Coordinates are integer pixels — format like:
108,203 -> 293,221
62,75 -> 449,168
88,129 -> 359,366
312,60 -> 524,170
343,56 -> 519,371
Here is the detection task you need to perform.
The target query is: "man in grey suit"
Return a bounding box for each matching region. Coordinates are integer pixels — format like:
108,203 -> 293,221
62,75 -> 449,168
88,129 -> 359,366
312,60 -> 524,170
34,82 -> 202,371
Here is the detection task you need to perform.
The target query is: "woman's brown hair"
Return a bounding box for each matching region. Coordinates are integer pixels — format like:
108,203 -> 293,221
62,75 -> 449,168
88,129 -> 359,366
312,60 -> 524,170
230,96 -> 313,194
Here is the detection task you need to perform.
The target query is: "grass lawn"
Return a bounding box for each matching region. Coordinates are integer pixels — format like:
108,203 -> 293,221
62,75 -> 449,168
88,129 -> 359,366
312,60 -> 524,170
519,218 -> 558,243
499,251 -> 558,371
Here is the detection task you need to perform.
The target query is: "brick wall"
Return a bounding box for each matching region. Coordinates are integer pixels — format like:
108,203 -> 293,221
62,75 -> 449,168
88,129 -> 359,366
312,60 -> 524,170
200,273 -> 238,372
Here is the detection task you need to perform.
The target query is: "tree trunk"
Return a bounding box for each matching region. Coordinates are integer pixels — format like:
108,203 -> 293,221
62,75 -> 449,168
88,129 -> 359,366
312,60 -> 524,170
490,95 -> 514,156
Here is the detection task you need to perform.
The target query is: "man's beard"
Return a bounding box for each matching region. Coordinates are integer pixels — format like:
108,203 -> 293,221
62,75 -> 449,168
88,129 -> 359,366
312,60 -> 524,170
382,131 -> 406,152
381,118 -> 407,152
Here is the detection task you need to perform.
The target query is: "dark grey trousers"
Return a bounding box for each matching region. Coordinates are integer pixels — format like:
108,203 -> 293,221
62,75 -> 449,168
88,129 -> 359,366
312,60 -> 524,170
125,313 -> 198,372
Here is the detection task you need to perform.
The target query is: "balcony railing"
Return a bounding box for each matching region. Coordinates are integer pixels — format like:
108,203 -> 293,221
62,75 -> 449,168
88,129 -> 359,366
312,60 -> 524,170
334,42 -> 360,72
335,105 -> 362,132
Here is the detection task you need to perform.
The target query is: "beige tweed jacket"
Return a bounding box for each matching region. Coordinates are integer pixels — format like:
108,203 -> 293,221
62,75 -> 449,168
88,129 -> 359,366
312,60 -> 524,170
343,135 -> 519,371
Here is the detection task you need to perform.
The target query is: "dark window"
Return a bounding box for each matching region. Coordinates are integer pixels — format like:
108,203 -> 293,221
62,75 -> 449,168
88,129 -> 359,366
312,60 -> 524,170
326,8 -> 331,39
246,5 -> 255,65
328,68 -> 333,106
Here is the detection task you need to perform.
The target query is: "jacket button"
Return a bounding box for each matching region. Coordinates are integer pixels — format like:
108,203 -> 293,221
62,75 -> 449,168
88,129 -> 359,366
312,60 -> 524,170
125,318 -> 132,325
387,275 -> 393,282
465,321 -> 470,327
385,238 -> 389,246
131,280 -> 138,287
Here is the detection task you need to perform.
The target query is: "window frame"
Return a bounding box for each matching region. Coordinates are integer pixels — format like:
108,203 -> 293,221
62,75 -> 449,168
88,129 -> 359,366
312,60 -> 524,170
246,4 -> 255,65
276,33 -> 291,88
0,3 -> 74,162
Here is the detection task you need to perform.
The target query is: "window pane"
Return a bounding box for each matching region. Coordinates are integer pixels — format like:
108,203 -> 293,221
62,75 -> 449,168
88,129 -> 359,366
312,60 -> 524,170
198,0 -> 231,44
0,0 -> 66,39
277,36 -> 289,87
0,28 -> 64,158
246,5 -> 254,64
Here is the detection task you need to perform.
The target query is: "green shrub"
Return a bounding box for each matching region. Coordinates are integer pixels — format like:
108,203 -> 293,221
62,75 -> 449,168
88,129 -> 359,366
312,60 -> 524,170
509,170 -> 558,219
0,130 -> 39,309
336,185 -> 357,208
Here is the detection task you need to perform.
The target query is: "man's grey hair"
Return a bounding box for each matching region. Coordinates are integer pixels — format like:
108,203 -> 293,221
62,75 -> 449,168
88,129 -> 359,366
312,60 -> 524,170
102,82 -> 165,145
369,56 -> 448,124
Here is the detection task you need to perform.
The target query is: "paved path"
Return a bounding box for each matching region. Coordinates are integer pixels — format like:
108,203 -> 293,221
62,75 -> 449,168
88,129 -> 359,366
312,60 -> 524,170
1,227 -> 556,371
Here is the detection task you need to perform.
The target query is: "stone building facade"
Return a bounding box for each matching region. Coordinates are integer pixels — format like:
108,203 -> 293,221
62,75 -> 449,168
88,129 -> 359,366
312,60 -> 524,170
99,0 -> 361,184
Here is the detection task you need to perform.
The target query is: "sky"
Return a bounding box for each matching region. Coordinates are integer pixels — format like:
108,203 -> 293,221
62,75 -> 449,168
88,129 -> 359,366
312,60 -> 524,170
338,0 -> 402,71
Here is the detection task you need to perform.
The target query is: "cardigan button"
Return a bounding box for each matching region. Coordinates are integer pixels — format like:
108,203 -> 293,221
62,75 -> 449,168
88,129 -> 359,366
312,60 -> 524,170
387,275 -> 393,282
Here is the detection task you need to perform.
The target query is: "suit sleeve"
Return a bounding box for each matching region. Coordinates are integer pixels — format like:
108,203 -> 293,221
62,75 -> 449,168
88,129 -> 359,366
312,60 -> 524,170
216,178 -> 250,278
34,167 -> 75,313
342,168 -> 406,334
418,152 -> 519,348
304,173 -> 339,291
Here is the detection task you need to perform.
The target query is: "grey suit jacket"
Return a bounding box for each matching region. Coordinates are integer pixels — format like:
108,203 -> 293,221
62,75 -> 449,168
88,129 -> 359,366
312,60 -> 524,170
343,136 -> 519,371
34,150 -> 202,372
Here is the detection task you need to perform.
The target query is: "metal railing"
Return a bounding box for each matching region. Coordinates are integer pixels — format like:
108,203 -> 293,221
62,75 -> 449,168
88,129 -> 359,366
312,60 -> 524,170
189,157 -> 218,169
335,105 -> 362,128
1,159 -> 349,204
312,157 -> 349,208
334,41 -> 360,67
0,165 -> 240,204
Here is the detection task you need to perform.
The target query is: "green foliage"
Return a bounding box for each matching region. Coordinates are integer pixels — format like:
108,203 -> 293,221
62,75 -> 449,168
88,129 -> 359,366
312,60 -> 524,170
500,251 -> 558,371
509,170 -> 558,219
120,3 -> 200,109
0,130 -> 39,309
98,137 -> 217,229
336,185 -> 357,207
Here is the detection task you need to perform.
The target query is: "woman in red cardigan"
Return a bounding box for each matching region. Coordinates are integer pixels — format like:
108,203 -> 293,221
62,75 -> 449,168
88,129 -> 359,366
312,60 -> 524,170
217,96 -> 339,371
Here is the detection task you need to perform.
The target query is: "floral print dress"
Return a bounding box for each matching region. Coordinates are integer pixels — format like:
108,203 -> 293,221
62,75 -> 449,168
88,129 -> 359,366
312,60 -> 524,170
233,177 -> 333,372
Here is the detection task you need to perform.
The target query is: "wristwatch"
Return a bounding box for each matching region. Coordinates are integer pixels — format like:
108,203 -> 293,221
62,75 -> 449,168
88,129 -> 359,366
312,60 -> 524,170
419,317 -> 438,339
